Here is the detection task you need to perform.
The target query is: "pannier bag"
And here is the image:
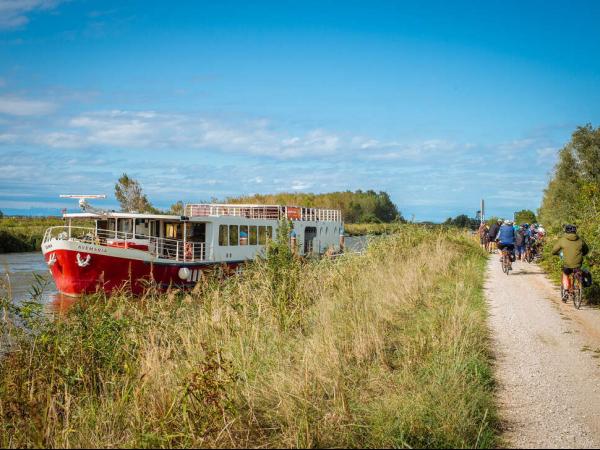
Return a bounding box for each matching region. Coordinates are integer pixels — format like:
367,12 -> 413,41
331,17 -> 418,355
582,270 -> 593,288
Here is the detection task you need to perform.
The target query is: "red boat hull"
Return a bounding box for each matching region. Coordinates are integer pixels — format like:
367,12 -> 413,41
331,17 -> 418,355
45,249 -> 238,296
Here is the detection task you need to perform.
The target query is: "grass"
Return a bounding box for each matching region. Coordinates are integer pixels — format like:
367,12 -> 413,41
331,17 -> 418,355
0,217 -> 65,253
0,225 -> 497,448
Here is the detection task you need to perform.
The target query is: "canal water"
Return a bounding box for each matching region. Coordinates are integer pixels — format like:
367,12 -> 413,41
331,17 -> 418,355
0,236 -> 369,305
0,251 -> 60,305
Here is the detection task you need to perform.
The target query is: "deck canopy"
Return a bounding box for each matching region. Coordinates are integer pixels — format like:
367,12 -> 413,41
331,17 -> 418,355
63,212 -> 185,221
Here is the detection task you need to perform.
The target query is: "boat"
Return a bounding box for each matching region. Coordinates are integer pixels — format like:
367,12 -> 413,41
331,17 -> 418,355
41,195 -> 344,296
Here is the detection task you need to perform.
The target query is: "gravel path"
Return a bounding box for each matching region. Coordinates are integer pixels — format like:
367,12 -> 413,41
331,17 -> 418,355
486,256 -> 600,448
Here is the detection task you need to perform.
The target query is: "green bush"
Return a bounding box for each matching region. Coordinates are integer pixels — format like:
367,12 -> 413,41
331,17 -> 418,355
539,124 -> 600,303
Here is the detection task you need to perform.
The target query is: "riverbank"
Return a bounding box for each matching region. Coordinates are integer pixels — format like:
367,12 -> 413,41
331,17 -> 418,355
0,217 -> 64,253
0,225 -> 496,448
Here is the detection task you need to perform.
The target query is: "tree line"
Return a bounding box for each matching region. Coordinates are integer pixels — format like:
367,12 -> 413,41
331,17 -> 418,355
226,191 -> 404,223
113,174 -> 404,223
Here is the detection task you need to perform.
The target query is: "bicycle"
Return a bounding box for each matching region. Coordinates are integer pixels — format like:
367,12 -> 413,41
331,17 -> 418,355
500,247 -> 512,275
561,268 -> 583,309
524,243 -> 534,263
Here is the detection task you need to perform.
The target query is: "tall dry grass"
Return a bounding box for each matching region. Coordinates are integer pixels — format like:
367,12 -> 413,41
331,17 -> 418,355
0,226 -> 496,448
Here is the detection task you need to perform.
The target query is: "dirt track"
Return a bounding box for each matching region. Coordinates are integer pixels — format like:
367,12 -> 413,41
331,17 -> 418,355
486,256 -> 600,448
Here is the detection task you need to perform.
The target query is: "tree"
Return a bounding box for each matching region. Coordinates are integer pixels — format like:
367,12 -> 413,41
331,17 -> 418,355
114,173 -> 156,213
514,209 -> 537,225
444,214 -> 479,230
0,210 -> 3,219
539,124 -> 600,301
169,201 -> 184,215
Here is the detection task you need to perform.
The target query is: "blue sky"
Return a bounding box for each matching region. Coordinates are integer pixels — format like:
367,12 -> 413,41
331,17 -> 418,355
1,0 -> 599,221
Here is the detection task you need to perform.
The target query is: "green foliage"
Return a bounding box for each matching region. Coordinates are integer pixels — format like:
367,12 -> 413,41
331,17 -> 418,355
0,216 -> 65,253
514,209 -> 537,225
114,173 -> 158,213
485,216 -> 503,226
443,214 -> 480,230
227,189 -> 405,223
539,124 -> 600,303
169,200 -> 184,215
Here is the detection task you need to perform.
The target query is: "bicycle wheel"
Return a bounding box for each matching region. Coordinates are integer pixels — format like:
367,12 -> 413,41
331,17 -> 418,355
573,278 -> 583,309
503,254 -> 511,275
561,285 -> 568,303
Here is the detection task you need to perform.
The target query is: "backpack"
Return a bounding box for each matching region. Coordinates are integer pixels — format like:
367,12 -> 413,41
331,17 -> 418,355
582,269 -> 593,288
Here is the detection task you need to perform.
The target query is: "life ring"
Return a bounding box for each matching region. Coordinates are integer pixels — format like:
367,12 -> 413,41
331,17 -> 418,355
184,242 -> 193,259
76,253 -> 91,268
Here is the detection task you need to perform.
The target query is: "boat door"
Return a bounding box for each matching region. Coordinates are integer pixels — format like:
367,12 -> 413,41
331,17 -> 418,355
304,226 -> 317,254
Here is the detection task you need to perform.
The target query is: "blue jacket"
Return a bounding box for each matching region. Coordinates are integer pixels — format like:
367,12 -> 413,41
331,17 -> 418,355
497,225 -> 515,245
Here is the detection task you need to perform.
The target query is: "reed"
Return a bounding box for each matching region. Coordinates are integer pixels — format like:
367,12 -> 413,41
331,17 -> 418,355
0,226 -> 496,448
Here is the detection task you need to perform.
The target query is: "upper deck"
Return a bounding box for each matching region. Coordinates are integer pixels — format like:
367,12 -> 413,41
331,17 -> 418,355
185,204 -> 342,222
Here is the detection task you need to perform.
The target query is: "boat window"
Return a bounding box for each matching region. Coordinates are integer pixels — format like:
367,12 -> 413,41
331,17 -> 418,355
249,226 -> 258,245
266,226 -> 273,240
219,225 -> 228,246
258,226 -> 267,245
240,225 -> 248,246
135,219 -> 150,239
190,223 -> 206,242
165,223 -> 179,239
229,225 -> 239,246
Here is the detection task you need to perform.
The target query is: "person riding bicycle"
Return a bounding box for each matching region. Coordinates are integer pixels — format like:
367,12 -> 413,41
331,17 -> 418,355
552,224 -> 589,292
487,219 -> 502,252
496,219 -> 516,261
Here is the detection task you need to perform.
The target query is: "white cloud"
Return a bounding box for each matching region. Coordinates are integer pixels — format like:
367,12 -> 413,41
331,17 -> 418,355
0,0 -> 65,30
18,109 -> 468,162
0,95 -> 56,115
24,109 -> 347,158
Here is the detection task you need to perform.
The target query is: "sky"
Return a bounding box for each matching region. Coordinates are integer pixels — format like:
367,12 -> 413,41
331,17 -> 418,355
0,0 -> 599,221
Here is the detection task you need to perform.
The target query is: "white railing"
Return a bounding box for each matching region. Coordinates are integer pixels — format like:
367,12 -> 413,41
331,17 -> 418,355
43,226 -> 207,263
185,203 -> 342,222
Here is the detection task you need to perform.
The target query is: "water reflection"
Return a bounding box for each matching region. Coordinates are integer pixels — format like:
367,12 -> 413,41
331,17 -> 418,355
48,293 -> 78,313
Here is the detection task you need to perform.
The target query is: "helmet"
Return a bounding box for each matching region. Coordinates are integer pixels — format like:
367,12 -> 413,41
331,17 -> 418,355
503,219 -> 512,225
497,219 -> 503,224
564,224 -> 577,234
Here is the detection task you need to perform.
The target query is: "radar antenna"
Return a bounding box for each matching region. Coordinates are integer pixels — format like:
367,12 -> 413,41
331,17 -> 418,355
59,194 -> 107,214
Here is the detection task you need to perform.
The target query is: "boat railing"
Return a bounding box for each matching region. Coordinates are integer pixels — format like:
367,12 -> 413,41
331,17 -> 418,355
185,203 -> 342,222
43,226 -> 208,263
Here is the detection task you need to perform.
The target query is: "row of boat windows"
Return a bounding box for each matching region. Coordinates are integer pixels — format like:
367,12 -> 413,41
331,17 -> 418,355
219,225 -> 273,246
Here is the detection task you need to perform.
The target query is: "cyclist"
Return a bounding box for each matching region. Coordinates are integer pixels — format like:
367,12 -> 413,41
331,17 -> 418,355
552,224 -> 589,292
487,219 -> 502,253
496,219 -> 516,261
515,225 -> 526,261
